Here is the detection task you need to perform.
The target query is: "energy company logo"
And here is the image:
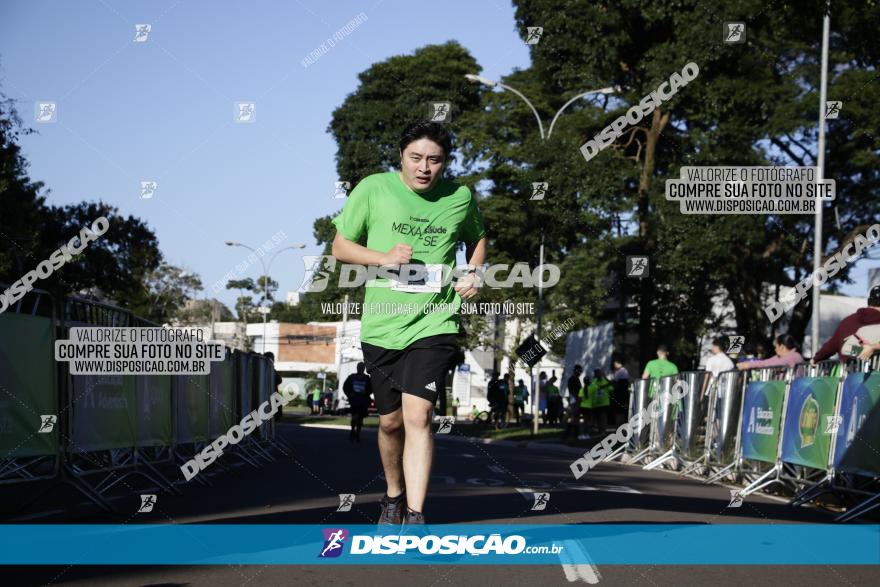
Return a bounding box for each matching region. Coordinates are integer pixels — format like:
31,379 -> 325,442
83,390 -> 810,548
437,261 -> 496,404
798,395 -> 819,448
319,528 -> 348,558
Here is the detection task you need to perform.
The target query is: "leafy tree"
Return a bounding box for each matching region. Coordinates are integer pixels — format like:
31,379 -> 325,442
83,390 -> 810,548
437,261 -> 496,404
1,88 -> 163,317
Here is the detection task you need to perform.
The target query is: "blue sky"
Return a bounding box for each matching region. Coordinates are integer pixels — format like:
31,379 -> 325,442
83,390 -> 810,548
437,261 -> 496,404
1,0 -> 875,313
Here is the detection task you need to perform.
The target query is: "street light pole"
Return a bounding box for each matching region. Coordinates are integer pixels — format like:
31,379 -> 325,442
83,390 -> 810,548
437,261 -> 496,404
465,74 -> 617,432
225,242 -> 305,354
811,4 -> 831,357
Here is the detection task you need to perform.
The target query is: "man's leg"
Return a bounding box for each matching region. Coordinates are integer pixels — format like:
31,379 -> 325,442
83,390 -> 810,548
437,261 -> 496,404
355,413 -> 364,441
400,393 -> 433,513
378,408 -> 405,498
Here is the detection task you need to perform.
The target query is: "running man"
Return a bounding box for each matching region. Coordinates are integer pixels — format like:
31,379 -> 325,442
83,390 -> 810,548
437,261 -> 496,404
343,362 -> 372,443
331,121 -> 487,525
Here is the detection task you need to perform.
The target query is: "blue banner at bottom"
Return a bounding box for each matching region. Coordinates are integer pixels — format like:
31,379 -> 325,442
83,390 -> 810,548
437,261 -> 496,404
2,524 -> 878,565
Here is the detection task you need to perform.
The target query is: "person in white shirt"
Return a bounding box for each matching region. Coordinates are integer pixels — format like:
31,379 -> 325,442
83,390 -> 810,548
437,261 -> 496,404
703,337 -> 735,399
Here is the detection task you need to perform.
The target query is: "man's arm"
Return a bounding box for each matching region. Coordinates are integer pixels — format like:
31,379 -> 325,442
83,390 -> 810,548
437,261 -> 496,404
331,232 -> 411,266
812,320 -> 847,363
454,237 -> 487,300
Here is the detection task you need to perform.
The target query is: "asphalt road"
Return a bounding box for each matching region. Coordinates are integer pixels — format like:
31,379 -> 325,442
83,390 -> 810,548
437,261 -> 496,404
2,422 -> 877,586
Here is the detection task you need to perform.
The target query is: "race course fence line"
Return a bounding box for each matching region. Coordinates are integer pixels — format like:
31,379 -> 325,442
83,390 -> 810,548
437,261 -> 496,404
0,287 -> 288,514
606,357 -> 880,522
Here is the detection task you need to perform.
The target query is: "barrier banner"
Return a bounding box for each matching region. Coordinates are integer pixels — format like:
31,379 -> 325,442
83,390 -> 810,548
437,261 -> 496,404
675,371 -> 709,460
833,372 -> 880,477
652,375 -> 678,451
780,376 -> 838,471
627,379 -> 650,451
0,313 -> 57,458
71,374 -> 137,452
739,380 -> 786,464
708,370 -> 743,463
209,361 -> 235,439
136,375 -> 172,447
174,375 -> 210,444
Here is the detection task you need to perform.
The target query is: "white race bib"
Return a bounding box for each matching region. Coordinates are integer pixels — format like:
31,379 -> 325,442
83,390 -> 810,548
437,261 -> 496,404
390,264 -> 444,293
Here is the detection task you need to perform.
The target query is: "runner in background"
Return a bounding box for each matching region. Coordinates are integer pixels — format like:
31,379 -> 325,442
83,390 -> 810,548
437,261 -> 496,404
343,362 -> 372,443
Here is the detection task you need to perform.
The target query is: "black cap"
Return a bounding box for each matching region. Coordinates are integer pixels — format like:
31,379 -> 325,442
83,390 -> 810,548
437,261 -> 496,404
869,285 -> 880,306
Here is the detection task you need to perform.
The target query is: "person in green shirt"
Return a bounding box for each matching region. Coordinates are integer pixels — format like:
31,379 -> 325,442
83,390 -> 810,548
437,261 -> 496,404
310,386 -> 321,415
331,121 -> 488,526
641,344 -> 679,397
588,369 -> 613,434
577,378 -> 592,439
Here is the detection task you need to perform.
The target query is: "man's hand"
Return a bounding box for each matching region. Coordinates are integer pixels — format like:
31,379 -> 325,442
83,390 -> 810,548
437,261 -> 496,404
381,244 -> 412,265
858,342 -> 880,361
454,270 -> 481,300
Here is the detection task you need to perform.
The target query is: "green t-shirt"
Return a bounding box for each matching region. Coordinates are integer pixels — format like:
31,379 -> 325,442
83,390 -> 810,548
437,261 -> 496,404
643,358 -> 679,397
332,172 -> 486,349
643,358 -> 679,379
588,379 -> 612,408
578,387 -> 591,408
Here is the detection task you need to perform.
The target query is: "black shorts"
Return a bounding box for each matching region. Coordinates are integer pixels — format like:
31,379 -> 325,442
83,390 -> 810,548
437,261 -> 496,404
361,333 -> 458,416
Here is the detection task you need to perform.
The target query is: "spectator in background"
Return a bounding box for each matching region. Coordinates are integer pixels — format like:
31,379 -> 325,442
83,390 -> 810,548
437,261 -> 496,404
452,397 -> 460,420
538,371 -> 548,420
487,372 -> 508,427
343,362 -> 372,443
513,379 -> 528,423
547,374 -> 562,425
642,345 -> 679,397
737,333 -> 804,371
610,357 -> 631,425
588,369 -> 613,435
812,285 -> 880,363
566,365 -> 584,430
264,352 -> 284,421
702,337 -> 735,400
310,385 -> 321,415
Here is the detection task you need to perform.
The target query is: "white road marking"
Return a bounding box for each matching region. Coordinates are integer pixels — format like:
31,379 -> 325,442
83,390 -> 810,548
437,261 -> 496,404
559,539 -> 602,583
461,453 -> 476,458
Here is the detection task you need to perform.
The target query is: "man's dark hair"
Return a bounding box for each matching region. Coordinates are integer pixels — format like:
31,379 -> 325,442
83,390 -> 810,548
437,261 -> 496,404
399,121 -> 452,158
869,285 -> 880,307
775,333 -> 799,351
573,364 -> 583,373
657,344 -> 669,354
712,337 -> 727,349
264,351 -> 274,360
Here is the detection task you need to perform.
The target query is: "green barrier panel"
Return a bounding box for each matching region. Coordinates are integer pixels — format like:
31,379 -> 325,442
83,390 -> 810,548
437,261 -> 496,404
740,380 -> 786,464
71,375 -> 137,452
175,375 -> 210,443
834,372 -> 880,477
780,376 -> 838,471
0,313 -> 57,458
137,376 -> 173,447
209,361 -> 235,438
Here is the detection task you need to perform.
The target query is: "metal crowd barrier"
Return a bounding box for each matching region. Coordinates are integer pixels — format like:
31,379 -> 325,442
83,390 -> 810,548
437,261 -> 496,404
1,294 -> 290,515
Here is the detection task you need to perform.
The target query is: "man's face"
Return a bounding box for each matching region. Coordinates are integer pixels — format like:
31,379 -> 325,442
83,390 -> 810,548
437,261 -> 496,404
399,138 -> 446,193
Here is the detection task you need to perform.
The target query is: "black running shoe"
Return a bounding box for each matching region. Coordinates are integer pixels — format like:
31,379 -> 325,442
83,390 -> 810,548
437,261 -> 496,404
378,491 -> 406,525
403,508 -> 425,525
